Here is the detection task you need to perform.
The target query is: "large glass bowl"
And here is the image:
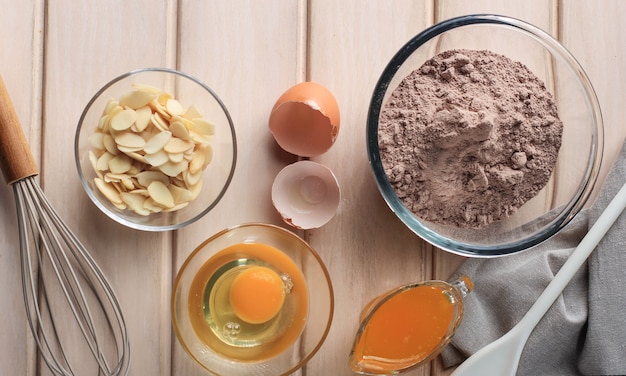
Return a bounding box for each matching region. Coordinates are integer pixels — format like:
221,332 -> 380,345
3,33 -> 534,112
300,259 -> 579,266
171,223 -> 334,375
367,15 -> 604,257
75,68 -> 236,231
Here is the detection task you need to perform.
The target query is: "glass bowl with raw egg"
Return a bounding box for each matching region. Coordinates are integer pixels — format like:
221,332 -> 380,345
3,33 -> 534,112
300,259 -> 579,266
367,14 -> 604,257
171,223 -> 334,375
75,67 -> 236,231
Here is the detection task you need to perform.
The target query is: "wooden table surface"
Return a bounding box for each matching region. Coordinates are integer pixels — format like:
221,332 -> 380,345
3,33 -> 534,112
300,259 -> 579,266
1,1 -> 625,375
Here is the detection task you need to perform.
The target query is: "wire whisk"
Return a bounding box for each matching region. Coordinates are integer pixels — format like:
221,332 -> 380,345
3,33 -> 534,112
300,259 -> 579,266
1,74 -> 130,375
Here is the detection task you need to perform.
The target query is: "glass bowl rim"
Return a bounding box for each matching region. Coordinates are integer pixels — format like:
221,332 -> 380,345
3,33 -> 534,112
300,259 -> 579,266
171,222 -> 335,375
366,14 -> 604,257
74,67 -> 238,232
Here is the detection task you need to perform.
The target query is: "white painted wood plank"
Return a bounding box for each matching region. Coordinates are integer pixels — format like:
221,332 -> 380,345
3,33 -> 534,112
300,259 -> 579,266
172,1 -> 302,374
0,1 -> 44,375
306,1 -> 434,375
561,0 -> 626,187
41,1 -> 176,374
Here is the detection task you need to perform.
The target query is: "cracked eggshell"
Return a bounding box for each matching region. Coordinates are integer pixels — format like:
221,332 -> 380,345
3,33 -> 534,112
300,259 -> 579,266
269,82 -> 340,157
272,160 -> 340,229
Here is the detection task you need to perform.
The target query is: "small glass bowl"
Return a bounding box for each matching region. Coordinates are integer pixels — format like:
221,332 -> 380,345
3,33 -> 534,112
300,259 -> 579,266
367,14 -> 604,257
171,223 -> 334,375
75,68 -> 236,231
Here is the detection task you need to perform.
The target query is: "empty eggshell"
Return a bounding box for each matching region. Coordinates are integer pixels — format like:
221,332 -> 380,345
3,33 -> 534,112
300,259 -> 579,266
272,160 -> 340,229
269,82 -> 340,157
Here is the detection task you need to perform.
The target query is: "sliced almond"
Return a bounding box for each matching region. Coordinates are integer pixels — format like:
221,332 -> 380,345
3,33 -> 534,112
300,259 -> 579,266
143,198 -> 164,213
131,188 -> 150,197
189,131 -> 212,145
159,160 -> 187,177
164,137 -> 193,154
144,150 -> 169,167
169,120 -> 190,140
136,170 -> 170,188
103,99 -> 120,114
199,144 -> 213,165
150,112 -> 169,132
147,181 -> 175,208
98,114 -> 110,131
110,180 -> 126,194
138,130 -> 154,142
189,151 -> 205,174
183,103 -> 203,119
120,192 -> 150,216
96,152 -> 115,171
168,152 -> 184,163
169,184 -> 194,204
131,83 -> 161,94
155,106 -> 172,121
100,105 -> 122,133
119,89 -> 156,109
135,106 -> 152,131
109,154 -> 132,174
150,99 -> 172,121
128,161 -> 143,175
103,134 -> 119,155
191,118 -> 215,135
117,145 -> 144,154
88,150 -> 99,172
120,177 -> 135,191
88,132 -> 105,150
104,172 -> 129,183
124,151 -> 148,164
157,92 -> 173,106
190,179 -> 203,200
110,109 -> 137,131
113,201 -> 128,210
166,98 -> 184,116
114,132 -> 146,149
143,131 -> 172,154
183,169 -> 202,187
94,178 -> 123,205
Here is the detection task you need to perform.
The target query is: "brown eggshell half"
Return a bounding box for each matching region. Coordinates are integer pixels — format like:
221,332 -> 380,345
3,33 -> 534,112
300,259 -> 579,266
269,82 -> 340,157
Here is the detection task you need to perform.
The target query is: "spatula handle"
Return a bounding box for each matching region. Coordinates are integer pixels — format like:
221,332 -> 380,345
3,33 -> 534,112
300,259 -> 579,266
0,74 -> 39,185
521,181 -> 626,330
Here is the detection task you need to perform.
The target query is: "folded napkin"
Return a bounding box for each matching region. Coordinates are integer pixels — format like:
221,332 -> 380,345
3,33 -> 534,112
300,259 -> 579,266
441,139 -> 626,376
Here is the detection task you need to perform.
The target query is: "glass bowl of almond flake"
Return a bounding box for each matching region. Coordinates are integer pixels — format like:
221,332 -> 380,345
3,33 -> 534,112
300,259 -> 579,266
75,68 -> 237,231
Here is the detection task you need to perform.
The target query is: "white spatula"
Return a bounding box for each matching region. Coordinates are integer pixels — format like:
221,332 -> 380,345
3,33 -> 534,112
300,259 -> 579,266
451,181 -> 626,376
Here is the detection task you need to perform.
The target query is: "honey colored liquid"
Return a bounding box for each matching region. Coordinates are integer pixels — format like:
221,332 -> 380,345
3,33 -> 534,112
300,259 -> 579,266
188,243 -> 309,361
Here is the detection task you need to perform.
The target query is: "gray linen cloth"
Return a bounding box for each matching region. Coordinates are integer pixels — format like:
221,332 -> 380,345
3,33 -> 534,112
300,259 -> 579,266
441,140 -> 626,376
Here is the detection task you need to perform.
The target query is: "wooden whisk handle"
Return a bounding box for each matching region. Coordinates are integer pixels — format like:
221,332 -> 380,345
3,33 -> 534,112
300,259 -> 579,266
0,74 -> 39,185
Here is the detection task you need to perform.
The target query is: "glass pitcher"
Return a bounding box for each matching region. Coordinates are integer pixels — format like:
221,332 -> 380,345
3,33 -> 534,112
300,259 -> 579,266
349,276 -> 473,375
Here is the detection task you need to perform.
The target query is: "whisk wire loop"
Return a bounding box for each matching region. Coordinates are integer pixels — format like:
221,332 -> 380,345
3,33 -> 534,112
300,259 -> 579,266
16,183 -> 74,375
14,177 -> 130,376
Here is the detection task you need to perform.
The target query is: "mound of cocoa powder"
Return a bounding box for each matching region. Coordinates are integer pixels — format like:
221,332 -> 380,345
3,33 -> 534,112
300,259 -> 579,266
378,49 -> 563,228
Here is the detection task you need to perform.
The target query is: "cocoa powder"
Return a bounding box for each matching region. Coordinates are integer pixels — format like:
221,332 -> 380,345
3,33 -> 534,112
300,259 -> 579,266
378,49 -> 563,228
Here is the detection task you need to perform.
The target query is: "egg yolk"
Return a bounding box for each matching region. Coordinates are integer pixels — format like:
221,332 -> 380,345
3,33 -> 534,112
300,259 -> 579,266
229,266 -> 285,324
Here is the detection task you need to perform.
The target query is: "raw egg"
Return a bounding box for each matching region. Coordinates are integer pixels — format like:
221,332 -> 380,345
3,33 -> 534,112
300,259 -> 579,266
269,82 -> 340,157
229,265 -> 286,324
272,160 -> 340,229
